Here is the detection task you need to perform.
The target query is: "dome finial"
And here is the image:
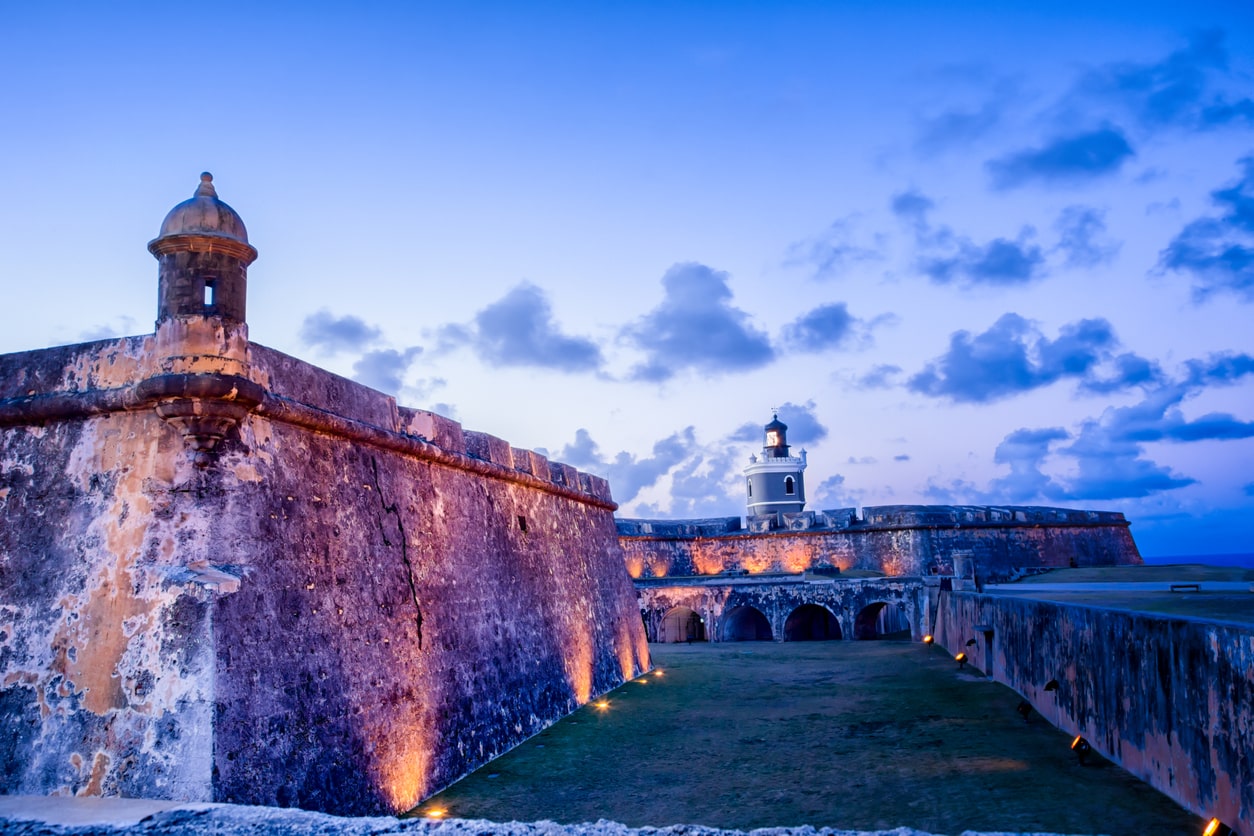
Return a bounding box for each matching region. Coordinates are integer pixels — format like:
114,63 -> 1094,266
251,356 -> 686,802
196,172 -> 217,198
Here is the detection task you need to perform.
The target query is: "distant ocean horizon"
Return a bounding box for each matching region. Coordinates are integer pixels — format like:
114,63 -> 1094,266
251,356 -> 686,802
1141,552 -> 1254,569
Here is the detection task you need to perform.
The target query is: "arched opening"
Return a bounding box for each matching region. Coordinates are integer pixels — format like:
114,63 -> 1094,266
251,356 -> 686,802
784,604 -> 841,641
784,476 -> 795,495
721,605 -> 773,642
658,606 -> 706,643
854,601 -> 911,640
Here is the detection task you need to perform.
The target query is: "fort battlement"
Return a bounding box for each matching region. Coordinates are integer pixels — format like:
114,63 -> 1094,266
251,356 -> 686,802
617,503 -> 1139,582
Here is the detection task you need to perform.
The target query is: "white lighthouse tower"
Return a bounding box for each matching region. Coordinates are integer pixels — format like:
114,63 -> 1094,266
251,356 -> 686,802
744,413 -> 807,520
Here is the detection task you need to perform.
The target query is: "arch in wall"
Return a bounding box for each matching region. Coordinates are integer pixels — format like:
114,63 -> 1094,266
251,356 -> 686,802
658,606 -> 707,643
783,604 -> 842,641
721,605 -> 773,642
854,601 -> 911,640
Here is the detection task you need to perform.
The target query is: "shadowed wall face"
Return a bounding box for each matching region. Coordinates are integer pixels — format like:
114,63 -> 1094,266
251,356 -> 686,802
934,593 -> 1253,834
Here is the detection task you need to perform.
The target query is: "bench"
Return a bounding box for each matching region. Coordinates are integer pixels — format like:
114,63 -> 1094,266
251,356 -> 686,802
1169,583 -> 1200,592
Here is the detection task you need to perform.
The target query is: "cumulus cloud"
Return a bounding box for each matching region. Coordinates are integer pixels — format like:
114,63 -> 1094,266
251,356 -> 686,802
785,216 -> 884,280
986,351 -> 1254,501
729,401 -> 828,446
352,347 -> 422,395
1054,206 -> 1121,268
439,283 -> 604,372
1159,156 -> 1254,301
1079,30 -> 1254,132
891,189 -> 1044,286
623,262 -> 774,382
299,310 -> 382,354
782,303 -> 858,352
986,127 -> 1134,190
558,428 -> 693,505
908,314 -> 1130,402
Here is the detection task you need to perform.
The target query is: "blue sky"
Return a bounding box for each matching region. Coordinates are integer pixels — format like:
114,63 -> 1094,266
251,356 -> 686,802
2,2 -> 1252,557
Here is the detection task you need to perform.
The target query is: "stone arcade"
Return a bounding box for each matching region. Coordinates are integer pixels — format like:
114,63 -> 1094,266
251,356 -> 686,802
0,175 -> 649,815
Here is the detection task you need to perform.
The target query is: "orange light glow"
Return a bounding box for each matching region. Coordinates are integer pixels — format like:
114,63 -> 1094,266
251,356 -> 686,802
922,634 -> 934,644
955,652 -> 967,663
654,669 -> 664,677
1070,735 -> 1083,749
1203,818 -> 1222,836
594,699 -> 610,710
425,808 -> 448,819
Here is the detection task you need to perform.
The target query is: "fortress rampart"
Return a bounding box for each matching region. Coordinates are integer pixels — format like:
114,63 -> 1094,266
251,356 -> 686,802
618,505 -> 1141,583
0,175 -> 648,816
932,593 -> 1253,834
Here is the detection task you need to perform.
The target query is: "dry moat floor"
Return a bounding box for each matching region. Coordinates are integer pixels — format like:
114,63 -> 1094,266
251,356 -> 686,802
416,642 -> 1204,836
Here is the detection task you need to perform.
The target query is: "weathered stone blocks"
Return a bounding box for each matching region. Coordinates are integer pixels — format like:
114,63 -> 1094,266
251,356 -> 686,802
0,336 -> 649,816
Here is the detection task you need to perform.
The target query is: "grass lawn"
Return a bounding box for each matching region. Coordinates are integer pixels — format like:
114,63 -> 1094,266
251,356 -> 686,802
413,642 -> 1204,835
1013,564 -> 1254,583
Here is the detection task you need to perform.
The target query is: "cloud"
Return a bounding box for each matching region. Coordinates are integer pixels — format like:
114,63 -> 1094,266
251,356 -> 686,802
785,216 -> 883,280
1053,206 -> 1121,268
890,189 -> 934,235
908,314 -> 1122,402
892,189 -> 1044,286
985,351 -> 1254,501
665,446 -> 745,518
352,347 -> 422,395
987,427 -> 1071,502
915,98 -> 1005,154
919,236 -> 1045,286
1078,353 -> 1164,394
623,262 -> 774,382
986,127 -> 1134,190
729,401 -> 828,446
558,427 -> 693,505
855,364 -> 902,390
1080,30 -> 1254,132
1159,156 -> 1254,301
782,303 -> 858,352
441,283 -> 604,372
299,310 -> 382,354
79,316 -> 141,342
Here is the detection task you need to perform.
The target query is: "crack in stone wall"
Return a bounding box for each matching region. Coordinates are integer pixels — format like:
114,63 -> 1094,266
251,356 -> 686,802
370,455 -> 424,649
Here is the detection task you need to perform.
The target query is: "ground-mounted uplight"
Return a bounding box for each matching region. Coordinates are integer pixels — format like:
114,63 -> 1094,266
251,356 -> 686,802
424,807 -> 449,820
594,699 -> 610,710
654,669 -> 664,677
922,634 -> 934,644
1203,817 -> 1233,836
955,652 -> 968,669
1070,735 -> 1092,765
1016,700 -> 1031,723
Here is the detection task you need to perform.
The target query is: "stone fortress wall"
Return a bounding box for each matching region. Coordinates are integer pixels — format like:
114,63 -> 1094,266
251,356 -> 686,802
0,176 -> 649,816
933,592 -> 1254,835
618,504 -> 1141,584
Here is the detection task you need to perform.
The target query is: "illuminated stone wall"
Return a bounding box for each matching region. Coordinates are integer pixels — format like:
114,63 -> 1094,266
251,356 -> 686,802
0,337 -> 648,816
618,506 -> 1141,582
933,592 -> 1253,834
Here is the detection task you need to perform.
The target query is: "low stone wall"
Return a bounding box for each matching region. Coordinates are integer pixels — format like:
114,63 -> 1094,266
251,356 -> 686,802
619,506 -> 1140,583
932,592 -> 1253,833
0,336 -> 647,816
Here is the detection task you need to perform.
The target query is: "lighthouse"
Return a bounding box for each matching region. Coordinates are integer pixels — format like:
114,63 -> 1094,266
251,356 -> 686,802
744,413 -> 807,519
